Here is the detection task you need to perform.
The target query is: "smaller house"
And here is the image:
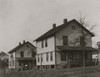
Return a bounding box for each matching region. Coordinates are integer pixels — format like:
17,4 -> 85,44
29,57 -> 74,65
0,52 -> 8,62
0,51 -> 9,66
8,41 -> 36,71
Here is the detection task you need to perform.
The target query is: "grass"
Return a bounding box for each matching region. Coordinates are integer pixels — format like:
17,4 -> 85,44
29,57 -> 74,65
4,66 -> 100,77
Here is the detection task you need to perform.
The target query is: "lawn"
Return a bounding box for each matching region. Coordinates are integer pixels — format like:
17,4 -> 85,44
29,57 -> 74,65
4,66 -> 100,77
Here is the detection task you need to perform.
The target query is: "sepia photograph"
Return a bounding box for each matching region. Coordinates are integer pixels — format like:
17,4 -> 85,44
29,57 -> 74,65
0,0 -> 100,77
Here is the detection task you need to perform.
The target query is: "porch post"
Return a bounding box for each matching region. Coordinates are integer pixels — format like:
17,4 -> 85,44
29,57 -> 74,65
83,50 -> 85,67
54,34 -> 57,68
82,49 -> 85,73
40,53 -> 42,70
67,52 -> 70,68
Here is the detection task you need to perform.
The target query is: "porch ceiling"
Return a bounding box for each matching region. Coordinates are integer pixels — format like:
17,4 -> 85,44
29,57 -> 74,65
57,46 -> 97,51
16,57 -> 34,60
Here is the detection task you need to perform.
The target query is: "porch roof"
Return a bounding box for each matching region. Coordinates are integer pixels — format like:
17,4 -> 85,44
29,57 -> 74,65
57,46 -> 97,51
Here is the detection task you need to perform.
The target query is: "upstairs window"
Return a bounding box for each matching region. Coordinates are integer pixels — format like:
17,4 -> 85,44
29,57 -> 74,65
41,40 -> 44,48
72,25 -> 76,30
46,52 -> 49,61
20,51 -> 24,57
63,36 -> 68,46
50,52 -> 53,61
80,36 -> 85,46
45,39 -> 48,47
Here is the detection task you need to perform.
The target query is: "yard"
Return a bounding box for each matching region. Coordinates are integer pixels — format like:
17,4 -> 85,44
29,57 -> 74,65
3,66 -> 100,77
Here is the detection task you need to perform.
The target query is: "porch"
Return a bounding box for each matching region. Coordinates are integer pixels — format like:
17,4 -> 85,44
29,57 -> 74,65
57,46 -> 97,68
16,58 -> 35,71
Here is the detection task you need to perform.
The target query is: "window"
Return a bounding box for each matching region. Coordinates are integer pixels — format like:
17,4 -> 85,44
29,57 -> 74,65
32,51 -> 35,57
37,54 -> 40,62
63,36 -> 68,45
50,52 -> 53,61
41,40 -> 44,48
72,25 -> 76,30
45,39 -> 48,47
20,51 -> 24,57
46,52 -> 49,61
61,52 -> 66,61
41,54 -> 43,62
80,36 -> 85,46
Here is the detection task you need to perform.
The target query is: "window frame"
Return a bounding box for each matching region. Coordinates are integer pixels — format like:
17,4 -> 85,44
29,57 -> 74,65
41,54 -> 43,62
80,36 -> 85,46
63,36 -> 68,46
20,51 -> 24,57
50,52 -> 53,61
46,52 -> 49,61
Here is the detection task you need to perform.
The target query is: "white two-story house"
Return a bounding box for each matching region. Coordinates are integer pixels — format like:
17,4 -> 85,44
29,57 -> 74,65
35,19 -> 97,69
8,41 -> 36,71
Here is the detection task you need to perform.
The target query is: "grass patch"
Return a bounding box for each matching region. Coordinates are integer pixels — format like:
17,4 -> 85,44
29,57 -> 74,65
4,66 -> 100,77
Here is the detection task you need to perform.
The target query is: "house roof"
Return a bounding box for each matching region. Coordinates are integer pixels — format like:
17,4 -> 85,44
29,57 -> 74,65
8,42 -> 36,53
34,19 -> 94,41
57,46 -> 97,51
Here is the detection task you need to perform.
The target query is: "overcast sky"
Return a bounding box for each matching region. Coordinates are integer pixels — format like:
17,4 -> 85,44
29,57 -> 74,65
0,0 -> 100,52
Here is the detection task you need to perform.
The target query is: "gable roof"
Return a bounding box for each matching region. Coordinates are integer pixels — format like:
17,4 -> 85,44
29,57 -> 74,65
8,42 -> 36,53
35,19 -> 94,41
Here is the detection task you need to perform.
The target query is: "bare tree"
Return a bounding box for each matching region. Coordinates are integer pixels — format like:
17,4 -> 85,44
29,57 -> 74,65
68,13 -> 96,73
78,12 -> 96,73
78,12 -> 96,31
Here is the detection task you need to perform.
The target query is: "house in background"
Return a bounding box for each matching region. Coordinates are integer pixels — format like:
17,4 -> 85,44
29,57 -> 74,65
8,41 -> 36,71
0,51 -> 9,65
35,19 -> 97,69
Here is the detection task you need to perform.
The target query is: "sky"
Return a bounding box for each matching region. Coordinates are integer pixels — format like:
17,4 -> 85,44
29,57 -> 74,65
0,0 -> 100,52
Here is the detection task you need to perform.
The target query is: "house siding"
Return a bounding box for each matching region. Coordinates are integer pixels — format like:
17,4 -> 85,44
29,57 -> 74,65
55,22 -> 92,65
15,44 -> 34,58
8,42 -> 36,70
36,36 -> 55,66
55,22 -> 92,47
9,52 -> 16,69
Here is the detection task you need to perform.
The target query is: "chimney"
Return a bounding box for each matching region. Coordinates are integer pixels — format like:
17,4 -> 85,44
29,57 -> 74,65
63,19 -> 67,24
23,40 -> 25,44
53,23 -> 56,29
19,42 -> 21,45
